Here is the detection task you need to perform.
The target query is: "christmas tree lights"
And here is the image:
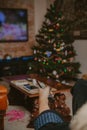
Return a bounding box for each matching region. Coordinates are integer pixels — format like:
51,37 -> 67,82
27,0 -> 80,81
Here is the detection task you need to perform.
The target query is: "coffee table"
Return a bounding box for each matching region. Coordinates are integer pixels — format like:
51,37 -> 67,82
2,74 -> 73,127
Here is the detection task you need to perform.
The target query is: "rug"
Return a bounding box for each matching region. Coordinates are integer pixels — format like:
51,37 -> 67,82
4,105 -> 34,130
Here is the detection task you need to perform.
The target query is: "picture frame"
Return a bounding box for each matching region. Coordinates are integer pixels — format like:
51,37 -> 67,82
72,0 -> 87,40
59,0 -> 87,39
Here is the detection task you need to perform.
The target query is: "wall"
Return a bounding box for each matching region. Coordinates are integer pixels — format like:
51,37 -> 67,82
0,0 -> 87,75
34,0 -> 47,35
73,40 -> 87,76
0,0 -> 35,59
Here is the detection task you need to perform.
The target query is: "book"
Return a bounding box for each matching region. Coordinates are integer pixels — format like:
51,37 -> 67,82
23,84 -> 38,90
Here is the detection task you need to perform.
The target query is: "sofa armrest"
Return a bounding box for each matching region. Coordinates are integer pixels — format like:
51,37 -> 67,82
0,85 -> 8,130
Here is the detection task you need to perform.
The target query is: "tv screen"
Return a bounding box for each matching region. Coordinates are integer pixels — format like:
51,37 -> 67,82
0,8 -> 28,42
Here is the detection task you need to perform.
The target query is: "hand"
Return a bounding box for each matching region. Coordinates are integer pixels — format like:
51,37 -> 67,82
39,86 -> 50,100
38,86 -> 50,113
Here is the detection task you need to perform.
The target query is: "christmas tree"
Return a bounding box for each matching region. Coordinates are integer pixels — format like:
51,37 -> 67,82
28,0 -> 80,81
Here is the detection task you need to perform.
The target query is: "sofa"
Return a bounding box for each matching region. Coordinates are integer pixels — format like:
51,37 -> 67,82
0,85 -> 8,130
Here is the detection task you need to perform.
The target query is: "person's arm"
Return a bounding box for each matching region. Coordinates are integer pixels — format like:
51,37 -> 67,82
34,87 -> 68,130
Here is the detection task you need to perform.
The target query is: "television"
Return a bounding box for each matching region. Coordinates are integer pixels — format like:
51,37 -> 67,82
0,8 -> 28,42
